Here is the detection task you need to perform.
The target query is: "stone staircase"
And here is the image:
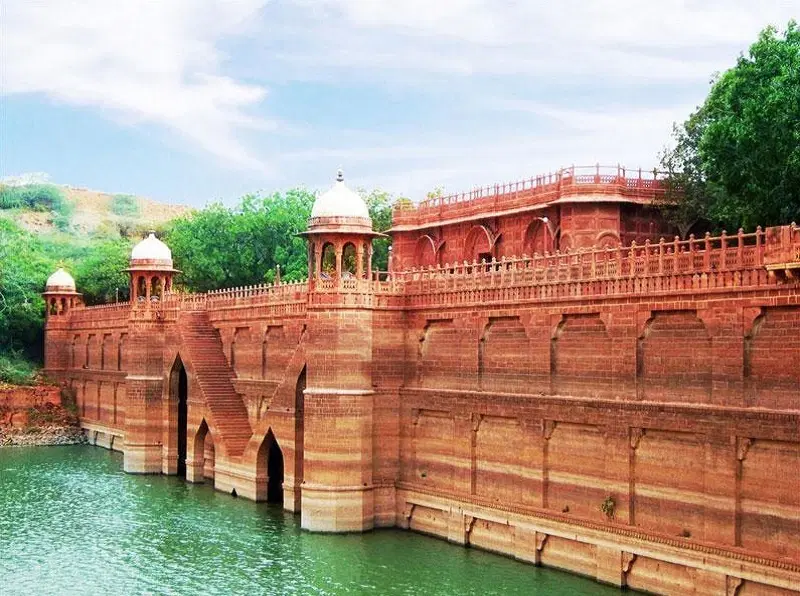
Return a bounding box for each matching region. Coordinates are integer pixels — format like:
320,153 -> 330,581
179,311 -> 252,457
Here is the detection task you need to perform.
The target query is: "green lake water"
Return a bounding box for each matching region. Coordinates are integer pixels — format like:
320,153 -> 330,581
0,446 -> 625,595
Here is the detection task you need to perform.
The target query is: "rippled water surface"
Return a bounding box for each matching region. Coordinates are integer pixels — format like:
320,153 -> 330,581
0,446 -> 625,595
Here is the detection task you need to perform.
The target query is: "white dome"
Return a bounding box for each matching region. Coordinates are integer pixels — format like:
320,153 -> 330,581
131,232 -> 172,263
310,170 -> 370,220
45,267 -> 76,292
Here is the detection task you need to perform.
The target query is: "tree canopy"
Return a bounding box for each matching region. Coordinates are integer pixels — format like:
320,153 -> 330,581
0,220 -> 52,371
660,21 -> 800,232
164,187 -> 397,292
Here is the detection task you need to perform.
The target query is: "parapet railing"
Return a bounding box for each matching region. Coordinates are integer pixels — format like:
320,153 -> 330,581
68,301 -> 133,323
392,164 -> 668,227
393,225 -> 800,306
64,225 -> 800,315
205,280 -> 309,309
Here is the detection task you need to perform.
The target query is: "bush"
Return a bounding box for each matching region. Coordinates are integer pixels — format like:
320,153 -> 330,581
110,194 -> 139,217
0,184 -> 69,214
52,213 -> 72,232
0,352 -> 38,385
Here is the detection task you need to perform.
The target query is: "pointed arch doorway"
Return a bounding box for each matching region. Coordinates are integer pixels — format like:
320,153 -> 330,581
257,430 -> 284,505
169,356 -> 188,478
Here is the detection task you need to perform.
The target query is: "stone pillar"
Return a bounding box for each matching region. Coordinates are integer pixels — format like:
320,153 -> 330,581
301,305 -> 375,532
123,317 -> 167,473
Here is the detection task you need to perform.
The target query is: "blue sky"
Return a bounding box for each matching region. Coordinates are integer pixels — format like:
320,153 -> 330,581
1,1 -> 797,207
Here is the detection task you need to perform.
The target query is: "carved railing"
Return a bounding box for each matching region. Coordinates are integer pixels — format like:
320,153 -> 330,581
205,280 -> 309,307
63,225 -> 800,317
68,301 -> 132,324
392,164 -> 668,227
393,226 -> 800,307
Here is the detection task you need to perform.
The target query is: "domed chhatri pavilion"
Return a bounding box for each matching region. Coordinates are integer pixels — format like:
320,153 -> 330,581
43,166 -> 800,595
43,267 -> 81,316
127,231 -> 180,301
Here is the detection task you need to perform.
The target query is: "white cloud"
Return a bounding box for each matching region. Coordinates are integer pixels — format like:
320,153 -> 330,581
279,0 -> 798,81
1,0 -> 272,171
1,1 -> 797,200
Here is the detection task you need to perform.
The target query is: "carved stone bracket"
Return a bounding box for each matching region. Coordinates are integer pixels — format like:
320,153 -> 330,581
630,427 -> 645,451
742,307 -> 763,338
535,531 -> 548,552
622,551 -> 637,574
636,310 -> 654,339
464,515 -> 476,536
472,413 -> 484,433
550,314 -> 566,339
736,437 -> 753,462
543,420 -> 557,440
726,576 -> 743,596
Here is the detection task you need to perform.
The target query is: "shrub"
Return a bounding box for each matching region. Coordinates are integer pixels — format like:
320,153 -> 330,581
110,194 -> 140,217
600,495 -> 616,519
0,352 -> 39,385
52,213 -> 72,232
0,184 -> 69,213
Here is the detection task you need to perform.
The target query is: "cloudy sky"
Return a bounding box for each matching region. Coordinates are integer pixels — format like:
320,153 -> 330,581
0,1 -> 796,205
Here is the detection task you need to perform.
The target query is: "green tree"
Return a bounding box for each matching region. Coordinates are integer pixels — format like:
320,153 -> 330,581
360,188 -> 397,272
74,239 -> 133,305
660,21 -> 800,231
0,220 -> 53,363
164,188 -> 315,292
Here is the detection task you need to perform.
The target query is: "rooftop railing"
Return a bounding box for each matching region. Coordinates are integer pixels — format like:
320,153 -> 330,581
392,165 -> 669,228
392,225 -> 800,307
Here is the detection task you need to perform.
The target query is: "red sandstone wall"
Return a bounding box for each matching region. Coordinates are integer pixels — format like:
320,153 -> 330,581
392,202 -> 676,271
43,221 -> 800,593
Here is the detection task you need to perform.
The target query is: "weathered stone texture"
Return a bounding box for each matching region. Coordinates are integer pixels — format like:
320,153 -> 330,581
42,175 -> 800,595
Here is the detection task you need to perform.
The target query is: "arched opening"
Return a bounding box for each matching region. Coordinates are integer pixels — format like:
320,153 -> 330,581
342,242 -> 357,277
169,357 -> 189,478
257,430 -> 285,505
295,366 -> 306,489
193,419 -> 215,483
464,225 -> 494,264
151,276 -> 163,300
321,243 -> 336,278
414,235 -> 438,268
136,276 -> 147,300
524,220 -> 554,255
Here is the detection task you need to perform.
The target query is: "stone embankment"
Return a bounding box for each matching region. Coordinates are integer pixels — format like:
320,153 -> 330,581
0,384 -> 85,447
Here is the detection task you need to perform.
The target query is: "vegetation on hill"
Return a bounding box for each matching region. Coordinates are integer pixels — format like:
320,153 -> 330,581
0,183 -> 74,231
660,21 -> 800,233
110,194 -> 140,217
0,182 -> 397,383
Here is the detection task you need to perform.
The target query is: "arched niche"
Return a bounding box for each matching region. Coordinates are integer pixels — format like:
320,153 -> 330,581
320,243 -> 336,278
464,225 -> 494,263
415,235 -> 438,268
595,231 -> 620,249
524,220 -> 553,255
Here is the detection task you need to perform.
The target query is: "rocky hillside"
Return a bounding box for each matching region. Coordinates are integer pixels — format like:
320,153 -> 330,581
3,184 -> 189,236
